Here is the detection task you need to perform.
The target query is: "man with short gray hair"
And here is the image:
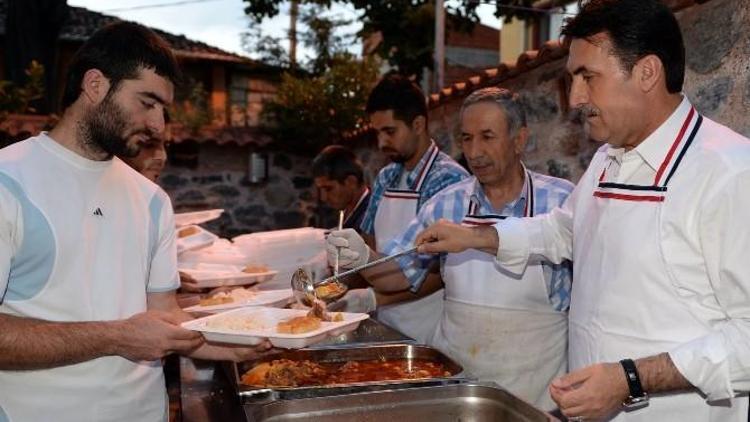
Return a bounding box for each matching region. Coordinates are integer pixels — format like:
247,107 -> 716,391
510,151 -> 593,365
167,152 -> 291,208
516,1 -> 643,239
325,87 -> 574,409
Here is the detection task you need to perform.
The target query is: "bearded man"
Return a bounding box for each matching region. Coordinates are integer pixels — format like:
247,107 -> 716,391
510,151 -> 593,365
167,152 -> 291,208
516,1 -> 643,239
0,22 -> 269,422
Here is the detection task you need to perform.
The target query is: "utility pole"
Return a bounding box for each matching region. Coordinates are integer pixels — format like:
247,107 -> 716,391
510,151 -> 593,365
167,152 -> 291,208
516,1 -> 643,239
434,0 -> 445,92
289,0 -> 298,70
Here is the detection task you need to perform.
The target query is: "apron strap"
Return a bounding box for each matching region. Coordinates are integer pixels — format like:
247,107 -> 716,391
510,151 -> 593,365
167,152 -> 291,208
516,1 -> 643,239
465,170 -> 534,219
594,108 -> 703,201
412,142 -> 439,192
343,187 -> 370,227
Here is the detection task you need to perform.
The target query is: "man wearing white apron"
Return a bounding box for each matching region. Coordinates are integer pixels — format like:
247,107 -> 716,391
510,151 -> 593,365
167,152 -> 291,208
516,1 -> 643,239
415,1 -> 750,420
328,87 -> 574,409
343,75 -> 468,343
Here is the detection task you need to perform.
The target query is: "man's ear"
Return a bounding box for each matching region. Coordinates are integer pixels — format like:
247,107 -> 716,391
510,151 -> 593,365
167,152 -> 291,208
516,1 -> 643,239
343,174 -> 360,189
635,54 -> 662,94
80,69 -> 111,105
513,126 -> 529,155
411,115 -> 427,135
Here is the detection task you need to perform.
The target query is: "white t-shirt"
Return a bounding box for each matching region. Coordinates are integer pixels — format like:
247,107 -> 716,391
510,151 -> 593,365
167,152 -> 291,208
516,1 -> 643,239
0,133 -> 179,422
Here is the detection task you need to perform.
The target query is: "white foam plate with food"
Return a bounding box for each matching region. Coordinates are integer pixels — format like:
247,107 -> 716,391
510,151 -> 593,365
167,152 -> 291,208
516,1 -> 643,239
178,266 -> 277,289
181,307 -> 370,349
175,209 -> 224,227
184,288 -> 293,313
176,225 -> 219,254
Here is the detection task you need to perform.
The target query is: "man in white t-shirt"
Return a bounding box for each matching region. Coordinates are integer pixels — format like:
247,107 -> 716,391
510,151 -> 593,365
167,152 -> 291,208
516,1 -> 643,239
0,22 -> 269,422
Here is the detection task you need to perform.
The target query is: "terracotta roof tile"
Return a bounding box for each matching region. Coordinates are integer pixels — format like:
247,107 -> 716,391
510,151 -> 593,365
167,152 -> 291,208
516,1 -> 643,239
429,39 -> 568,108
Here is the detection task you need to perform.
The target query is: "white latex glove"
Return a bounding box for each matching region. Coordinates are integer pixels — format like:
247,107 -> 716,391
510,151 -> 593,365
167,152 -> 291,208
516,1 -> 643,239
326,229 -> 370,270
328,287 -> 377,313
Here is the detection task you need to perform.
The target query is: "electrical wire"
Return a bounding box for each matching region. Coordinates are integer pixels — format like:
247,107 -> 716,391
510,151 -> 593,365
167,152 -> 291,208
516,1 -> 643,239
101,0 -> 226,13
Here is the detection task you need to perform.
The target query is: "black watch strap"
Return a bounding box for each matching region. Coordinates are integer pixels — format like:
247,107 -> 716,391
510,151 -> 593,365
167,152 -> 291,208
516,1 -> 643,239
620,358 -> 646,398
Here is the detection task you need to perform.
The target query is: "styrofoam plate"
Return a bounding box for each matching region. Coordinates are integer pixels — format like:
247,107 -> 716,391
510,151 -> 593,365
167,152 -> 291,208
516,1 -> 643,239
178,268 -> 278,288
176,225 -> 219,254
175,209 -> 224,227
184,289 -> 293,313
181,307 -> 369,349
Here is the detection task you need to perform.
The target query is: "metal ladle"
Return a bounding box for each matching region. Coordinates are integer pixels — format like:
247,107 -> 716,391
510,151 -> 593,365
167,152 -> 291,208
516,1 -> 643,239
290,246 -> 420,306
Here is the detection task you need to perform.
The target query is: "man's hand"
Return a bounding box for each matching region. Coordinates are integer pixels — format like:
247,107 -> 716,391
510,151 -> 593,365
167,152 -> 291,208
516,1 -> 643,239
188,340 -> 277,362
328,287 -> 378,313
114,310 -> 205,361
326,229 -> 370,269
179,271 -> 203,293
549,362 -> 630,421
416,219 -> 499,255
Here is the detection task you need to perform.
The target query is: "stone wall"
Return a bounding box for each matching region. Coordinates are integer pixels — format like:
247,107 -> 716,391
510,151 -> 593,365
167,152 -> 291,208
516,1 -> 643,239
427,0 -> 750,183
160,143 -> 321,238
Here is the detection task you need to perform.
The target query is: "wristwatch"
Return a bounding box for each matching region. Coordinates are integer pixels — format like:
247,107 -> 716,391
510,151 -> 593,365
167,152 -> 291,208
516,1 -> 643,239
620,359 -> 649,409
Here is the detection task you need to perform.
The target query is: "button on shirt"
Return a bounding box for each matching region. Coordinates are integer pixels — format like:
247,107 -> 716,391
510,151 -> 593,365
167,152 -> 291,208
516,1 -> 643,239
359,142 -> 469,236
495,97 -> 750,402
385,169 -> 574,312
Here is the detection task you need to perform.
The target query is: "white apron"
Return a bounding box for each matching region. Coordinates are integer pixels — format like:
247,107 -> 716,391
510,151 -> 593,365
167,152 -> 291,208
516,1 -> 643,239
433,189 -> 567,411
571,109 -> 747,421
373,144 -> 444,344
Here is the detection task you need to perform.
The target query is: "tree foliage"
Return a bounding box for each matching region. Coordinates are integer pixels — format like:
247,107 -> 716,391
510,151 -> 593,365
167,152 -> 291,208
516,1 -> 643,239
0,60 -> 45,121
491,0 -> 575,23
260,53 -> 379,153
242,0 -> 479,80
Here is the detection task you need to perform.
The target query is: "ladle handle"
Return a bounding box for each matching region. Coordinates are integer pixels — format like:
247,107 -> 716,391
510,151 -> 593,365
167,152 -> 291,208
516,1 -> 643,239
317,246 -> 419,286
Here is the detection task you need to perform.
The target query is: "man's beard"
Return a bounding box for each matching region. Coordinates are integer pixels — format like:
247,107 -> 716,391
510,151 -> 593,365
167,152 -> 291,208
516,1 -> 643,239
381,147 -> 408,163
79,96 -> 143,159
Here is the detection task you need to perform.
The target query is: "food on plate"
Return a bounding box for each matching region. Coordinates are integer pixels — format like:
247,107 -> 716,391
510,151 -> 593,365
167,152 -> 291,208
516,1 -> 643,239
199,295 -> 234,306
178,226 -> 200,238
276,315 -> 321,334
242,264 -> 270,274
241,358 -> 452,387
307,298 -> 344,322
204,315 -> 265,331
198,288 -> 257,307
314,282 -> 347,300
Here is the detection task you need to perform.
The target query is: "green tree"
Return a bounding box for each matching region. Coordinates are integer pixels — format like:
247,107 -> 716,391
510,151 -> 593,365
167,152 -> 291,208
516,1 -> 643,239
242,0 -> 478,80
260,53 -> 379,153
491,0 -> 574,22
0,60 -> 45,121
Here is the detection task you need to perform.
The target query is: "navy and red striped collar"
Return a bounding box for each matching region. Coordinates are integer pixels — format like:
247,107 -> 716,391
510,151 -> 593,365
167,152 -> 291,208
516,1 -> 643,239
594,102 -> 703,202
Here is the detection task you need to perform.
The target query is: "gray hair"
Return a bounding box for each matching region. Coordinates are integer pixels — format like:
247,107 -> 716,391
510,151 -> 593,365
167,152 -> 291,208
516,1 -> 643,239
460,87 -> 527,137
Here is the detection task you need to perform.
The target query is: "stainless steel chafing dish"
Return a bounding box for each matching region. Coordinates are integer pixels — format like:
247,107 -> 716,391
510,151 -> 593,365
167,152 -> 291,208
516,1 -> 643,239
244,382 -> 558,422
226,344 -> 467,403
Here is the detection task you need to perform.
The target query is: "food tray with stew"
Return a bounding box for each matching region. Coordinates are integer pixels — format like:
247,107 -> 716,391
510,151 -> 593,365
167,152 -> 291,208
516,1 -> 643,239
226,344 -> 465,402
181,307 -> 369,348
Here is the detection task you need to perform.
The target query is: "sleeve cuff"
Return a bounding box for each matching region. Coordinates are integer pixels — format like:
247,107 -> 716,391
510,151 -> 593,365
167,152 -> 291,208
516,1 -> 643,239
669,333 -> 734,401
494,218 -> 530,275
147,273 -> 181,293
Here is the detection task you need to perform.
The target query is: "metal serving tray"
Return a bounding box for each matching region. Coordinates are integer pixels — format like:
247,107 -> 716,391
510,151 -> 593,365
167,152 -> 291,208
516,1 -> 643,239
227,344 -> 466,403
244,382 -> 557,422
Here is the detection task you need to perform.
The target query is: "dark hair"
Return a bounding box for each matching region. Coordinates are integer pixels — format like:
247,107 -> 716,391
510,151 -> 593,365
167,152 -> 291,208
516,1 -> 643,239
61,21 -> 182,109
561,0 -> 684,93
366,74 -> 427,125
312,145 -> 364,184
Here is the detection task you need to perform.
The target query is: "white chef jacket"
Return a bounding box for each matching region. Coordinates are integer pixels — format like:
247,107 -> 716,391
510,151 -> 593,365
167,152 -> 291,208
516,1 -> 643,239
494,97 -> 750,405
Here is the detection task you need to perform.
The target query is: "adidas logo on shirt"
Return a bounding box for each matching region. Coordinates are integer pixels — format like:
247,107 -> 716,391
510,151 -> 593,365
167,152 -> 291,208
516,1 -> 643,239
93,207 -> 104,217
